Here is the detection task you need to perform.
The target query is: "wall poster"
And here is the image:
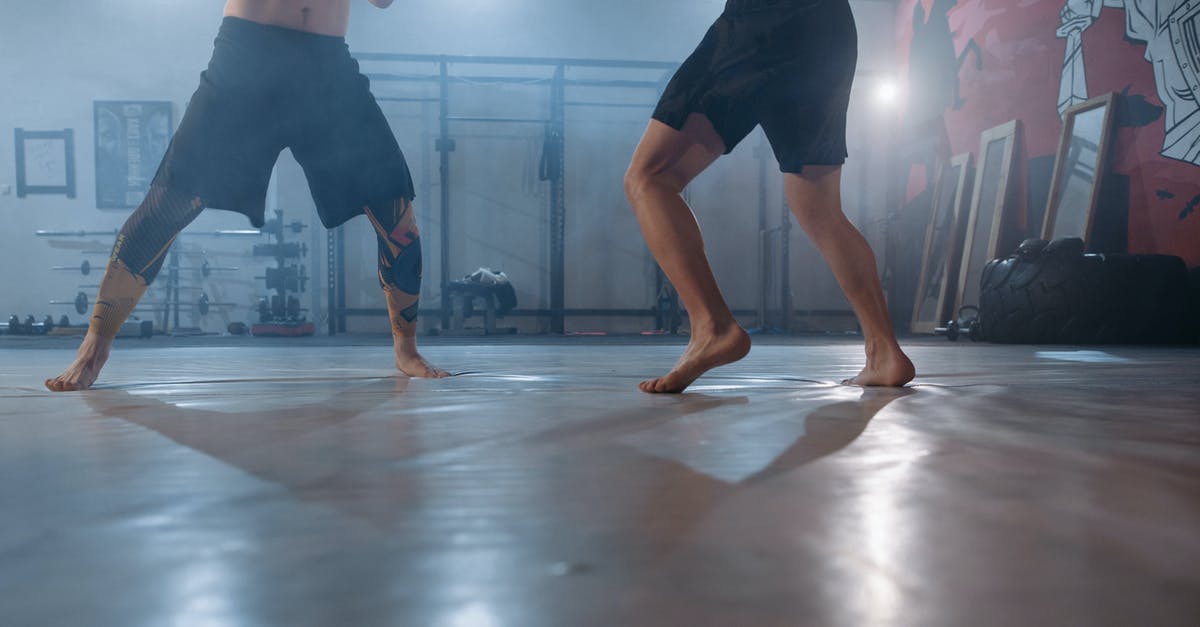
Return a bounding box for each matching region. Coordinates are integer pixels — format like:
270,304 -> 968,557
94,101 -> 172,209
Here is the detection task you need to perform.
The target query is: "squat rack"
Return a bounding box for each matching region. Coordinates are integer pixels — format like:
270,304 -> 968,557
326,53 -> 790,335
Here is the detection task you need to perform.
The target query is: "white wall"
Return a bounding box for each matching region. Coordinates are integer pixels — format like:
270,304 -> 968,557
0,0 -> 896,335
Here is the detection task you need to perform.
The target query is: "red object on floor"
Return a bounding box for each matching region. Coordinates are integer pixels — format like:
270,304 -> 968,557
251,322 -> 316,337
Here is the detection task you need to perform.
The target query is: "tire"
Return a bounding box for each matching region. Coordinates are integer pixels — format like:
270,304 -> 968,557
979,238 -> 1190,344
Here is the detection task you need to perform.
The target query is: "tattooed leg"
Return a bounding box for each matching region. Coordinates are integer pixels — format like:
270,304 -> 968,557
363,198 -> 449,378
46,187 -> 203,391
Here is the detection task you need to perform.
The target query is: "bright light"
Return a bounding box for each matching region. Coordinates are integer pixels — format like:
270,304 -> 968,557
875,79 -> 901,107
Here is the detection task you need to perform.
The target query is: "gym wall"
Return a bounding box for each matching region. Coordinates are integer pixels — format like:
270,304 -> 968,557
0,1 -> 897,335
895,0 -> 1200,269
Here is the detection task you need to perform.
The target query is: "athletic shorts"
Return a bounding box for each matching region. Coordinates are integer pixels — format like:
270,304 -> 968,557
652,0 -> 858,173
152,17 -> 415,229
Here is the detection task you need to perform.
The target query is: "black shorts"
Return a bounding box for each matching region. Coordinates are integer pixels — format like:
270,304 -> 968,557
652,0 -> 858,173
152,17 -> 414,228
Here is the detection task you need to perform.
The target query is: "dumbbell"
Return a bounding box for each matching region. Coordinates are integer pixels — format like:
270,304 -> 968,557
252,242 -> 308,259
261,216 -> 308,236
257,295 -> 308,322
2,315 -> 55,336
934,306 -> 982,342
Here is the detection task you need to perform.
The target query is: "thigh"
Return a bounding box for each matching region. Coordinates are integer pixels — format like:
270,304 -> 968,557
151,77 -> 284,224
755,1 -> 858,173
783,166 -> 844,230
651,12 -> 765,156
290,71 -> 416,228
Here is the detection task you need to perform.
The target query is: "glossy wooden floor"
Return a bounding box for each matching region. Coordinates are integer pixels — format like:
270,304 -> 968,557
2,338 -> 1198,626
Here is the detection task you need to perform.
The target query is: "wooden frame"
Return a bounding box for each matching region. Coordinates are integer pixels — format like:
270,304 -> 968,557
911,152 -> 973,333
1041,92 -> 1115,246
14,128 -> 76,198
955,120 -> 1021,313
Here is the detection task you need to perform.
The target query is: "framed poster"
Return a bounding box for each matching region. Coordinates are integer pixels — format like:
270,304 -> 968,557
15,128 -> 76,198
94,101 -> 172,209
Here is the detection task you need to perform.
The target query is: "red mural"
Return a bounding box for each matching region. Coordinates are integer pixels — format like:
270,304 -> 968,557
896,0 -> 1200,268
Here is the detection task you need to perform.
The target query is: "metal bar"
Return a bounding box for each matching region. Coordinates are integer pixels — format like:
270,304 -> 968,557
549,64 -> 567,334
564,101 -> 655,110
35,229 -> 262,238
562,78 -> 667,89
355,52 -> 678,70
36,229 -> 119,237
446,116 -> 550,124
438,59 -> 452,330
326,229 -> 336,337
368,74 -> 550,86
376,96 -> 442,103
339,308 -> 766,318
337,226 -> 347,333
756,131 -> 770,331
779,189 -> 792,334
167,246 -> 180,333
367,74 -> 668,90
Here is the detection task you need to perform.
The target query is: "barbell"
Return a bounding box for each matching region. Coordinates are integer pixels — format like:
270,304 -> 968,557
53,259 -> 238,277
52,292 -> 236,316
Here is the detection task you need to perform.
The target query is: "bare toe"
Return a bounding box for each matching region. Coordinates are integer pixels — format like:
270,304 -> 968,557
640,324 -> 750,394
396,354 -> 449,379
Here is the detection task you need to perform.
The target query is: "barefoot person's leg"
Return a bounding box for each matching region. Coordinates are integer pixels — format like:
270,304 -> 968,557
624,116 -> 751,394
46,187 -> 203,391
363,198 -> 448,378
784,167 -> 914,387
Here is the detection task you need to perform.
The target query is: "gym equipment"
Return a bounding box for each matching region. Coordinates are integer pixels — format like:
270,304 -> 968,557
54,291 -> 234,318
2,314 -> 65,336
440,268 -> 518,336
47,292 -> 92,316
38,227 -> 246,334
53,260 -> 94,276
252,210 -> 315,337
37,228 -> 259,239
2,315 -> 41,335
253,242 -> 307,259
978,238 -> 1194,344
52,258 -> 235,278
935,306 -> 982,343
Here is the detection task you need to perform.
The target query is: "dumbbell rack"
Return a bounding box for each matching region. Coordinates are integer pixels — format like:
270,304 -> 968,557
251,210 -> 315,337
39,228 -> 245,336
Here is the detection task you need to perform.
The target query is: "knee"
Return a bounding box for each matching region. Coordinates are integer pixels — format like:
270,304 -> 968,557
379,236 -> 423,295
792,204 -> 845,238
622,166 -> 648,204
623,164 -> 680,206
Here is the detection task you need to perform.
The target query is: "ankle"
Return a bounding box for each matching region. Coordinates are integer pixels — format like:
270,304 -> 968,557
864,336 -> 900,358
687,315 -> 740,337
80,332 -> 113,351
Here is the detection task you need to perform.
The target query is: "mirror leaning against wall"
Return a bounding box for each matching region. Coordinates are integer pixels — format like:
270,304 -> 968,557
911,152 -> 973,334
1042,92 -> 1116,247
955,120 -> 1021,314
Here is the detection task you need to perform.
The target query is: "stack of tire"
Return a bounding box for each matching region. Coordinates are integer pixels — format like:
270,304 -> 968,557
978,237 -> 1196,344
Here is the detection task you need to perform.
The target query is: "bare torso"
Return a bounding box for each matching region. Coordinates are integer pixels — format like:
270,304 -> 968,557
224,0 -> 352,37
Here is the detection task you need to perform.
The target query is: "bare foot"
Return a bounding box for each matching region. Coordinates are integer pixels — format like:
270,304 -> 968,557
46,333 -> 112,392
394,336 -> 450,378
843,344 -> 915,387
640,322 -> 751,394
